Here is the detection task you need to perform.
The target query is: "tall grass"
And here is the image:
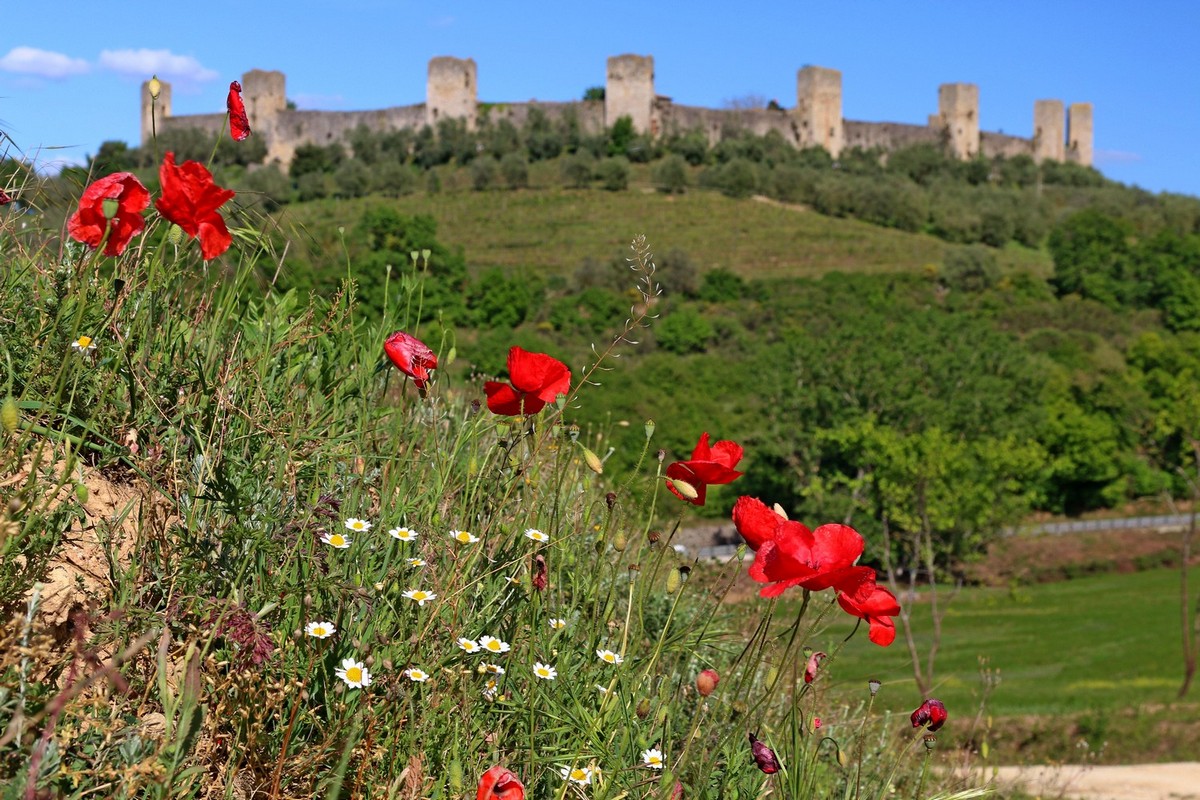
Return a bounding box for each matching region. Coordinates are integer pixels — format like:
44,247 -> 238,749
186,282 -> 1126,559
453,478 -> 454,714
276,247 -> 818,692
0,160 -> 982,799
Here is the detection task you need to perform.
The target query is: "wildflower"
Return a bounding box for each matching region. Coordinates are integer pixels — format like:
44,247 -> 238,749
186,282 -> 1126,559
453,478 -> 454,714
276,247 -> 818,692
910,698 -> 948,732
804,651 -> 827,684
71,336 -> 98,354
335,657 -> 372,688
321,531 -> 351,549
227,80 -> 251,141
483,678 -> 500,700
560,766 -> 593,785
532,554 -> 548,591
451,529 -> 480,544
384,331 -> 438,390
748,733 -> 781,774
457,638 -> 481,654
408,557 -> 426,568
482,663 -> 506,675
484,346 -> 571,415
390,526 -> 418,542
696,669 -> 719,697
305,621 -> 336,639
154,152 -> 236,260
344,518 -> 372,533
373,581 -> 385,591
525,528 -> 549,543
595,684 -> 610,695
477,765 -> 525,800
596,649 -> 624,665
812,717 -> 822,731
548,618 -> 567,630
0,189 -> 13,205
532,662 -> 557,680
505,576 -> 521,586
403,667 -> 430,683
641,748 -> 665,769
480,636 -> 511,655
733,496 -> 873,598
402,589 -> 436,606
665,433 -> 744,506
66,172 -> 150,256
836,572 -> 901,647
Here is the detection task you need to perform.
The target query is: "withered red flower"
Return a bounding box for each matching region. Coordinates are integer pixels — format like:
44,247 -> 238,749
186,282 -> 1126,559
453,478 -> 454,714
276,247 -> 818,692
384,331 -> 437,390
836,571 -> 901,647
0,189 -> 13,205
66,172 -> 150,256
484,346 -> 571,415
910,698 -> 947,732
155,152 -> 236,260
665,433 -> 744,506
804,651 -> 827,684
695,668 -> 719,697
748,732 -> 781,774
227,80 -> 252,142
477,765 -> 524,800
532,554 -> 548,591
734,497 -> 872,598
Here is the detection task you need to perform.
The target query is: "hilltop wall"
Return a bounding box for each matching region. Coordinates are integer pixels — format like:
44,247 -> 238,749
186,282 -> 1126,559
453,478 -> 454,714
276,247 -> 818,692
141,55 -> 1093,169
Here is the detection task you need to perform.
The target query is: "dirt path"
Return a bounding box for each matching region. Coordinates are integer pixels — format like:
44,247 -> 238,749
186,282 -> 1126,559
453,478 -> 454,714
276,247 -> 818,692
990,763 -> 1200,799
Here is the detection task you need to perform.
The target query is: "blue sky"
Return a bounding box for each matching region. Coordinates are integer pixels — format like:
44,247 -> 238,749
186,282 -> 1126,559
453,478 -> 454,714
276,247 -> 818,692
3,1 -> 1197,197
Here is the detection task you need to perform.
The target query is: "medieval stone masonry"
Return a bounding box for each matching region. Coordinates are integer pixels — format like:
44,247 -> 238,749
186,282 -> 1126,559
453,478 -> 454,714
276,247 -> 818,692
140,55 -> 1093,169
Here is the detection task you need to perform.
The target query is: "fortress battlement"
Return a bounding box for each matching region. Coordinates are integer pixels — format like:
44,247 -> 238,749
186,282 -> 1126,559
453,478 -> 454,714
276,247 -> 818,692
141,55 -> 1092,168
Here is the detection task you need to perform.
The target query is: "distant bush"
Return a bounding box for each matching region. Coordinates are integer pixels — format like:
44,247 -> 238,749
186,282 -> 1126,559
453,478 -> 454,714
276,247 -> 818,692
652,154 -> 690,194
333,159 -> 372,198
240,164 -> 290,210
596,156 -> 630,191
499,153 -> 529,189
943,245 -> 1001,292
699,268 -> 748,302
767,164 -> 820,205
295,171 -> 334,201
470,157 -> 498,190
373,161 -> 419,196
523,108 -> 563,161
702,157 -> 759,198
560,154 -> 595,189
663,130 -> 709,165
656,305 -> 714,354
290,142 -> 345,179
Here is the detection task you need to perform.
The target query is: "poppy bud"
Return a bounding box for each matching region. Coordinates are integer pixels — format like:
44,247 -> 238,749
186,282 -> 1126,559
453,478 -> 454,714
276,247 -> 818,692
167,224 -> 184,245
303,594 -> 313,609
804,651 -> 827,684
836,747 -> 848,767
811,717 -> 821,731
748,733 -> 781,774
579,444 -> 604,474
910,698 -> 947,732
612,531 -> 627,552
148,75 -> 162,99
666,568 -> 681,594
695,669 -> 719,697
636,698 -> 651,719
644,419 -> 656,439
2,396 -> 18,433
668,478 -> 698,501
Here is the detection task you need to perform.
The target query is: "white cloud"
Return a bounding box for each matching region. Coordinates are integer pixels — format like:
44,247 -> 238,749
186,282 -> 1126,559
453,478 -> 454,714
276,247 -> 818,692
0,46 -> 89,79
97,49 -> 218,82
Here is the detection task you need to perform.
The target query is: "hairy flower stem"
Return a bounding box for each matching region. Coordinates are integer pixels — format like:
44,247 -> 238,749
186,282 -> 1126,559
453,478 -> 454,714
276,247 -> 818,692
853,690 -> 879,800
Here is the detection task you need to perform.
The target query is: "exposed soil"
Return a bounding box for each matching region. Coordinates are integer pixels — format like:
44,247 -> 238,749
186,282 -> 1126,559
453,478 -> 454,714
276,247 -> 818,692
989,762 -> 1200,800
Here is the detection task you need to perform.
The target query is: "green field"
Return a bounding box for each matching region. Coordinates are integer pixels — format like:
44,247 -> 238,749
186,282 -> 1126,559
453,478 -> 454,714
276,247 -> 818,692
793,566 -> 1200,717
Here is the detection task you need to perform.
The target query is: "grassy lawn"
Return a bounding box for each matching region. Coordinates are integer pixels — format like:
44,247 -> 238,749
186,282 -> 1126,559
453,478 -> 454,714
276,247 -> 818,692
797,566 -> 1200,717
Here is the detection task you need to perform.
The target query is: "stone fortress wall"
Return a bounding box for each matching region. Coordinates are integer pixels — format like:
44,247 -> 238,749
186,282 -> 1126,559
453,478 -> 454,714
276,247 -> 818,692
141,55 -> 1093,170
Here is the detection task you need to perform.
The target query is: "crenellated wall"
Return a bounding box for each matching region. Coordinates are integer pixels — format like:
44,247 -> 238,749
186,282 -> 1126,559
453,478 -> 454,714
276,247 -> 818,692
141,56 -> 1093,168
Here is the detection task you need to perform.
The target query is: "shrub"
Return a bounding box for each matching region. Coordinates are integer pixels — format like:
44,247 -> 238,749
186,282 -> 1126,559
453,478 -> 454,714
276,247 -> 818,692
943,245 -> 1001,292
768,165 -> 819,205
333,159 -> 372,198
470,157 -> 498,190
656,305 -> 714,353
290,142 -> 345,179
595,156 -> 630,191
664,129 -> 710,165
703,157 -> 759,198
607,115 -> 635,157
295,171 -> 334,201
652,154 -> 690,194
373,161 -> 419,196
499,153 -> 529,189
560,154 -> 595,189
699,268 -> 748,302
240,164 -> 291,210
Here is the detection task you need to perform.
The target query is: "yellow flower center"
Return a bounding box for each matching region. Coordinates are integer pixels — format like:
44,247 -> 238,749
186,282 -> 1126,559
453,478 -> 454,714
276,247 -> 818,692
329,534 -> 346,546
312,626 -> 327,636
345,667 -> 362,682
570,769 -> 587,781
76,336 -> 92,348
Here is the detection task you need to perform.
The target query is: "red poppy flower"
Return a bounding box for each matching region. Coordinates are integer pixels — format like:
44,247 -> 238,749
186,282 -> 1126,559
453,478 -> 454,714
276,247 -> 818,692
384,331 -> 437,390
665,433 -> 744,506
804,651 -> 827,684
227,80 -> 252,142
154,152 -> 236,260
484,346 -> 571,415
0,189 -> 13,205
532,554 -> 548,591
748,733 -> 781,774
66,172 -> 150,256
910,698 -> 947,732
836,571 -> 901,647
477,766 -> 524,800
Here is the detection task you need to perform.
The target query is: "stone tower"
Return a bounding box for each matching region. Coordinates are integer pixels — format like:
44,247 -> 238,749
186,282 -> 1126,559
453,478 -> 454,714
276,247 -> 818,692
1067,102 -> 1094,166
426,57 -> 478,129
1032,99 -> 1064,163
606,54 -> 654,134
937,83 -> 979,160
140,78 -> 172,146
795,66 -> 844,157
241,69 -> 286,126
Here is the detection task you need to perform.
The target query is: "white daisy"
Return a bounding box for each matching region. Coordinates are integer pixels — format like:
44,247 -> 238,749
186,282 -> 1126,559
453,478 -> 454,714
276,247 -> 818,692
525,528 -> 549,543
596,649 -> 624,665
403,668 -> 430,682
560,766 -> 593,785
389,527 -> 418,542
321,531 -> 351,549
482,663 -> 506,675
305,621 -> 336,639
548,618 -> 567,630
483,678 -> 500,700
641,748 -> 665,770
450,529 -> 480,544
457,637 -> 481,654
407,557 -> 426,568
479,635 -> 511,655
335,657 -> 372,688
344,518 -> 372,533
70,336 -> 97,354
402,589 -> 436,606
533,662 -> 557,680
